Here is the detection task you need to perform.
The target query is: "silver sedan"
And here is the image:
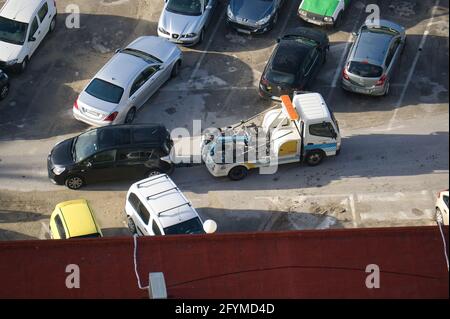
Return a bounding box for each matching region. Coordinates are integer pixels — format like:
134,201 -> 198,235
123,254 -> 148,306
73,36 -> 183,126
157,0 -> 217,46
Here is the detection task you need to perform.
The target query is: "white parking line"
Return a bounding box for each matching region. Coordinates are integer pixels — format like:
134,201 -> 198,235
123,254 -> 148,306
189,9 -> 227,83
387,0 -> 441,131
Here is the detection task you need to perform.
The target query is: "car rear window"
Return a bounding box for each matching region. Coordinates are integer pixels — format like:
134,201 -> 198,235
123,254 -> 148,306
85,78 -> 124,104
266,69 -> 295,85
348,61 -> 383,78
163,217 -> 205,235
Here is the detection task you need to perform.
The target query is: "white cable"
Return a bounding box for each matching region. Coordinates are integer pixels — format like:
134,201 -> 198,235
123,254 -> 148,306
133,234 -> 149,290
437,220 -> 449,271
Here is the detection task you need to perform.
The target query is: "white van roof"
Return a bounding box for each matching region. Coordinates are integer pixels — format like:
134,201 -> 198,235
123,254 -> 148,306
292,92 -> 331,123
130,174 -> 200,229
0,0 -> 43,23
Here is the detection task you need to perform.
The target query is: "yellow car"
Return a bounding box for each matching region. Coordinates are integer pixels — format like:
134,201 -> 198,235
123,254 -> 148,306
49,199 -> 103,239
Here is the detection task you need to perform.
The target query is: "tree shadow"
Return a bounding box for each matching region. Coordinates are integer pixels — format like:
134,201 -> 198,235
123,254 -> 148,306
0,210 -> 48,223
0,229 -> 37,241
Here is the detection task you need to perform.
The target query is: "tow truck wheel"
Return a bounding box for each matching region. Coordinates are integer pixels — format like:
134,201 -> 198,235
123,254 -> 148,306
228,166 -> 248,181
305,150 -> 325,166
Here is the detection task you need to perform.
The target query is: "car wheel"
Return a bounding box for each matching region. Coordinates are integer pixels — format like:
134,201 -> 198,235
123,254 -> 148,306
305,150 -> 325,166
198,29 -> 205,45
0,84 -> 9,101
147,169 -> 162,178
49,17 -> 57,33
17,58 -> 28,74
171,60 -> 181,78
127,217 -> 137,235
65,176 -> 85,190
228,166 -> 248,181
383,81 -> 390,96
124,107 -> 136,124
436,208 -> 444,224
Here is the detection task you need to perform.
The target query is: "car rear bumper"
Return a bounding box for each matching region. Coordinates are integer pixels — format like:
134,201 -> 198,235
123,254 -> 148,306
341,79 -> 387,96
73,107 -> 114,127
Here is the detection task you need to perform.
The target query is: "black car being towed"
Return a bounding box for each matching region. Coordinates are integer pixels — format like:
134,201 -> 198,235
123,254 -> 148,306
259,27 -> 329,99
48,124 -> 175,190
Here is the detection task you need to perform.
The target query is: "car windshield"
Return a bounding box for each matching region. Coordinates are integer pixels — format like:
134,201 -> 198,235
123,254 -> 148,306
166,0 -> 203,16
0,16 -> 28,45
85,78 -> 124,104
266,69 -> 295,85
163,217 -> 205,235
120,48 -> 162,64
73,130 -> 99,162
348,61 -> 383,78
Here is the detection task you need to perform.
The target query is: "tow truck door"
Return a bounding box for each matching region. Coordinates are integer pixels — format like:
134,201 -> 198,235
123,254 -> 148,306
304,121 -> 338,156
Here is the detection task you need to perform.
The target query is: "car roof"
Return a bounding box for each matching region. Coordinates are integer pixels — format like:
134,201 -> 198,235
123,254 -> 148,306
56,199 -> 99,238
293,92 -> 331,122
130,175 -> 199,229
91,124 -> 169,149
127,36 -> 176,63
95,52 -> 150,89
0,0 -> 43,23
352,22 -> 400,65
272,41 -> 313,73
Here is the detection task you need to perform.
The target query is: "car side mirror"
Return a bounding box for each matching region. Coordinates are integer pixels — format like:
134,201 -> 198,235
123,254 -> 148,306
352,32 -> 358,37
85,161 -> 93,168
206,4 -> 213,9
276,38 -> 281,43
29,36 -> 36,42
115,48 -> 121,54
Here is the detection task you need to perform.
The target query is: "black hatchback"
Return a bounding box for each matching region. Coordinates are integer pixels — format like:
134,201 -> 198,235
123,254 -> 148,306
47,124 -> 174,189
259,27 -> 329,99
0,69 -> 9,101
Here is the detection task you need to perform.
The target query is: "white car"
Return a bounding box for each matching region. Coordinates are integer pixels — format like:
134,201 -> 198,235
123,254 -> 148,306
73,36 -> 182,126
125,174 -> 216,236
435,189 -> 449,225
158,0 -> 217,46
0,0 -> 57,73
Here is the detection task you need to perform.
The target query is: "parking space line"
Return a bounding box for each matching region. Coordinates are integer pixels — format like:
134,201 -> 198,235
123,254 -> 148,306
189,9 -> 227,83
387,0 -> 441,131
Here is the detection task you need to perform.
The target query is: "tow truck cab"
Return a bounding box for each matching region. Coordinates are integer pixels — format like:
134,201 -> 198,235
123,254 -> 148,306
201,92 -> 341,180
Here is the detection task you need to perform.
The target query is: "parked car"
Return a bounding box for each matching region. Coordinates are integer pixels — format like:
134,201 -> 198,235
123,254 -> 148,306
0,0 -> 57,73
342,20 -> 406,96
157,0 -> 217,46
259,27 -> 329,99
0,69 -> 9,100
49,199 -> 103,239
436,189 -> 449,225
73,36 -> 182,126
126,174 -> 216,236
298,0 -> 350,27
227,0 -> 285,34
47,124 -> 175,190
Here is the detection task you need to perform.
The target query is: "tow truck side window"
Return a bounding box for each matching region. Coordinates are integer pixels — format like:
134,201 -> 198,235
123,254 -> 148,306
309,122 -> 335,138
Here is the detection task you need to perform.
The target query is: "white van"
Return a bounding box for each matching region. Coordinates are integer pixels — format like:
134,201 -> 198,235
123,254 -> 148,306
0,0 -> 57,72
125,174 -> 216,236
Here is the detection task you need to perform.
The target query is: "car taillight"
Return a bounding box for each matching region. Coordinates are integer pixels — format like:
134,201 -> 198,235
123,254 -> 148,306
73,99 -> 79,110
342,68 -> 350,80
376,74 -> 387,86
104,112 -> 118,122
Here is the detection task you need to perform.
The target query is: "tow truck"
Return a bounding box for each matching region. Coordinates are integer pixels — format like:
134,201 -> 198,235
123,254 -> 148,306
201,92 -> 341,180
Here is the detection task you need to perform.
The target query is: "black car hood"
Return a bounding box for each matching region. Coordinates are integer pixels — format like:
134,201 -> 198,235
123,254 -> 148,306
230,0 -> 274,21
50,138 -> 75,166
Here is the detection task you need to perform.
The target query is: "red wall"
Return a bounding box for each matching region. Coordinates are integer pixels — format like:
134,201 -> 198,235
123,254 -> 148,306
0,226 -> 448,299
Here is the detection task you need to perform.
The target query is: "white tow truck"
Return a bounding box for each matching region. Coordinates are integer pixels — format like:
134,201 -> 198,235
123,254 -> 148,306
201,93 -> 341,180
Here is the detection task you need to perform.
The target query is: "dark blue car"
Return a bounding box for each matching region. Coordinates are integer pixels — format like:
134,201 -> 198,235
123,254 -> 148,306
227,0 -> 285,34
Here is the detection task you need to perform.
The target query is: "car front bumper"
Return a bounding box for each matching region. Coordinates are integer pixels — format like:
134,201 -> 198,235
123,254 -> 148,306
341,79 -> 387,96
298,12 -> 334,26
157,31 -> 200,46
227,19 -> 272,34
47,157 -> 65,185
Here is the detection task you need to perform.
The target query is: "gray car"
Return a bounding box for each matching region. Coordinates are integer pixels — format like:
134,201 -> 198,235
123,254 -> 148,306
157,0 -> 217,46
342,20 -> 406,96
73,36 -> 182,127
